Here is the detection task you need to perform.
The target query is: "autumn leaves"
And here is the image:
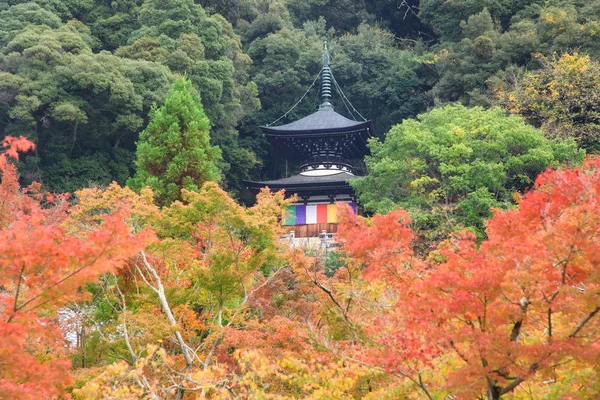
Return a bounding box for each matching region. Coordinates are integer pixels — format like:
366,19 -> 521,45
1,134 -> 600,399
337,159 -> 600,398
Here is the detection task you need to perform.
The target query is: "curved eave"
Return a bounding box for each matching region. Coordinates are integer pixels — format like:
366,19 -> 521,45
261,109 -> 371,134
244,176 -> 360,195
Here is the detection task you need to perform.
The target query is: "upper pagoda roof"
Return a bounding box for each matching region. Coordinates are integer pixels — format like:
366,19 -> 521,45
261,42 -> 374,142
262,109 -> 372,136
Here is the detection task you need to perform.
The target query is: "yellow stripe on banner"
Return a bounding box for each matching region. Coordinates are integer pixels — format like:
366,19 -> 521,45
327,204 -> 336,223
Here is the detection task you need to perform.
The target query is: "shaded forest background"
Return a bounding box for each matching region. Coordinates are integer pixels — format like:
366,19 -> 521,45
3,0 -> 600,203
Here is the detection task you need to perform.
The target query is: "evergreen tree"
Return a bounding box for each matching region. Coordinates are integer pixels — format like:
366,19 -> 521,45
118,0 -> 260,197
128,77 -> 221,206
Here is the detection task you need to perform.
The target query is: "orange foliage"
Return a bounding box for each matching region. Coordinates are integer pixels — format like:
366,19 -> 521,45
0,135 -> 34,170
3,134 -> 598,399
337,204 -> 423,281
337,157 -> 600,399
0,137 -> 151,399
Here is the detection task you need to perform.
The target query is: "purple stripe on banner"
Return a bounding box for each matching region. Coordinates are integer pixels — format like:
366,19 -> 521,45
296,205 -> 306,224
350,203 -> 357,214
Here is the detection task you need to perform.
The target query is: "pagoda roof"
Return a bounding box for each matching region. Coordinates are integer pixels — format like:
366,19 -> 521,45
255,171 -> 356,186
245,171 -> 360,195
248,44 -> 373,199
261,110 -> 374,161
262,110 -> 371,136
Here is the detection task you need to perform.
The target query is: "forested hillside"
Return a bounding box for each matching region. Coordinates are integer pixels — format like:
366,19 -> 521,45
2,1 -> 600,399
4,0 -> 597,200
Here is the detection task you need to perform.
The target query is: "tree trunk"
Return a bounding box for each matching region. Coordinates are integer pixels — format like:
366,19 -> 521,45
487,385 -> 501,400
113,130 -> 127,150
69,121 -> 79,158
80,325 -> 86,368
138,252 -> 192,400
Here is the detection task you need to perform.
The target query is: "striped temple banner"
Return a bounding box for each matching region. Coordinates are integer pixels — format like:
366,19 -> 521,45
283,203 -> 358,225
306,205 -> 317,224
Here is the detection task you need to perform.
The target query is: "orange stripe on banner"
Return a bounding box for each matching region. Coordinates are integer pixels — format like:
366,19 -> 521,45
327,204 -> 336,223
317,204 -> 328,224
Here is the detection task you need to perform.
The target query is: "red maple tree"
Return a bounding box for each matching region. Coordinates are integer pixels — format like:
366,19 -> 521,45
337,158 -> 600,399
0,137 -> 150,399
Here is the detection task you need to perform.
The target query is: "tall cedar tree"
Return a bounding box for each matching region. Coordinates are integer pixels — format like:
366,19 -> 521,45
128,78 -> 221,206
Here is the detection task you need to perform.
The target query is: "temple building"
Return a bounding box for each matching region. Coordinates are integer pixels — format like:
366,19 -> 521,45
246,45 -> 374,237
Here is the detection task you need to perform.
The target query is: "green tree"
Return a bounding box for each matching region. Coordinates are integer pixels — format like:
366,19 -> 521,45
1,0 -> 260,196
86,0 -> 143,51
333,24 -> 432,138
286,0 -> 370,33
199,0 -> 261,24
127,77 -> 221,206
351,104 -> 583,246
431,9 -> 538,105
0,11 -> 174,191
118,0 -> 260,196
365,0 -> 435,40
419,0 -> 542,41
0,2 -> 62,43
237,0 -> 294,44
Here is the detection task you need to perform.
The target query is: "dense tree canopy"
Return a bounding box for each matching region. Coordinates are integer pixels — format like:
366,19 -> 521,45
0,0 -> 257,196
0,6 -> 173,191
352,104 -> 582,243
430,0 -> 600,113
3,0 -> 600,194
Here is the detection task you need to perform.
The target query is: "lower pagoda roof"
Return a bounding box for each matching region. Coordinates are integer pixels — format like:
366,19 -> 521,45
245,171 -> 360,197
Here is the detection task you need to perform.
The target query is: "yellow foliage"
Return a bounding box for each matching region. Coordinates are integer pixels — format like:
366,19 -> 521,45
228,349 -> 386,399
494,51 -> 600,147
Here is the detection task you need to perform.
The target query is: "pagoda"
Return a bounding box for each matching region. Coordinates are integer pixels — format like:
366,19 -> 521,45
246,45 -> 374,237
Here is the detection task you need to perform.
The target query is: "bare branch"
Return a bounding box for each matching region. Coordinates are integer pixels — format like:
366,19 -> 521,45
113,274 -> 138,364
569,305 -> 600,338
138,251 -> 194,369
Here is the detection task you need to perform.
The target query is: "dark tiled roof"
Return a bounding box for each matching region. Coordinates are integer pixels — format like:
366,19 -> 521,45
257,171 -> 357,186
261,172 -> 356,185
262,110 -> 368,133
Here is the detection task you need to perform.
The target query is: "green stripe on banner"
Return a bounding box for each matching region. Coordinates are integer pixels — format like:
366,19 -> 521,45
284,205 -> 296,225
